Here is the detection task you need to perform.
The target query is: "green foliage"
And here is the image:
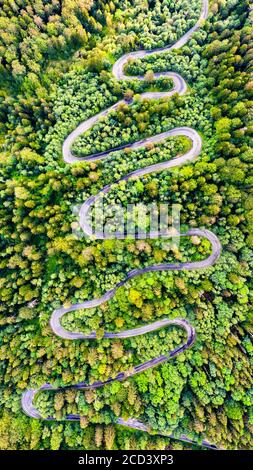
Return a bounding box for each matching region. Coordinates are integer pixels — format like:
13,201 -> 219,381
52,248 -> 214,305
0,0 -> 253,451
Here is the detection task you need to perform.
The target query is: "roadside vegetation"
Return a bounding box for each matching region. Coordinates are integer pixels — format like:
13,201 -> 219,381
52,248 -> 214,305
0,0 -> 253,450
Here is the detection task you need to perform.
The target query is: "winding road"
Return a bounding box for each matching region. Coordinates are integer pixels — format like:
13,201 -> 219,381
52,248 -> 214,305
49,228 -> 221,340
22,319 -> 195,414
22,0 -> 220,450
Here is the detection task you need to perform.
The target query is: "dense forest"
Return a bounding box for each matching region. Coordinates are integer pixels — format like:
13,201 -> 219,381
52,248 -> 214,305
0,0 -> 253,450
